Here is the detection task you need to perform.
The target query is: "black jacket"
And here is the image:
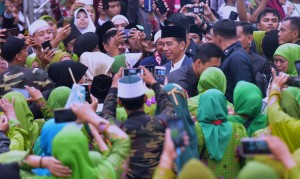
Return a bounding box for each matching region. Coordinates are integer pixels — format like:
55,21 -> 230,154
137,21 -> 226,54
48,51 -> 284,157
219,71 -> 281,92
220,41 -> 255,103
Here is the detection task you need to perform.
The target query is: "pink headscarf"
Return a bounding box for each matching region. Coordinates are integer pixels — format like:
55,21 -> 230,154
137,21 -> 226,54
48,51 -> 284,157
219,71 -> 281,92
266,0 -> 285,20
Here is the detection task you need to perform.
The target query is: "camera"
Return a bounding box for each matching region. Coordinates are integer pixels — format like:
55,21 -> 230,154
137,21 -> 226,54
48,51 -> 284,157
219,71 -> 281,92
188,6 -> 204,14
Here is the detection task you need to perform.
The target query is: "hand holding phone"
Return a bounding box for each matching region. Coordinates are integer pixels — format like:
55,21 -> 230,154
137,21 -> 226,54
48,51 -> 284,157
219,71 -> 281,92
154,66 -> 166,85
167,117 -> 186,150
240,138 -> 271,157
41,40 -> 52,50
122,68 -> 144,77
144,24 -> 152,40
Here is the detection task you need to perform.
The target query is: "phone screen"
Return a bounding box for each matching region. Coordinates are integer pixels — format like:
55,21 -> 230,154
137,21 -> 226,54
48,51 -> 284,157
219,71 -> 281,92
123,68 -> 143,77
229,11 -> 238,21
295,61 -> 300,76
144,24 -> 152,40
144,0 -> 153,12
240,139 -> 271,156
123,29 -> 130,39
167,117 -> 185,149
12,88 -> 29,99
54,108 -> 77,123
155,68 -> 166,85
41,40 -> 52,50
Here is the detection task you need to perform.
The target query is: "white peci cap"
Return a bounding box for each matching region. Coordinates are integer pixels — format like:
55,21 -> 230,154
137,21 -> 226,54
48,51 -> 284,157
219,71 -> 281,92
117,76 -> 146,98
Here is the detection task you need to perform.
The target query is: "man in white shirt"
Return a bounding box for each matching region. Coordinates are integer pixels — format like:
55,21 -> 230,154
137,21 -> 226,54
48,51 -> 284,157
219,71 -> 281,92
161,26 -> 192,74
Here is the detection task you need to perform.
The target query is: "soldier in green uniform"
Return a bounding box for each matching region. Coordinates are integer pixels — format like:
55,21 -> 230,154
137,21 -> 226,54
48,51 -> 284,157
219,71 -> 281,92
102,66 -> 175,179
0,36 -> 54,97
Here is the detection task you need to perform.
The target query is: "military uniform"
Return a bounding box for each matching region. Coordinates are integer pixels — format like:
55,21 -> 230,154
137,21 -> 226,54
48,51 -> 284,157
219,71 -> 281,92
102,83 -> 175,179
0,65 -> 54,97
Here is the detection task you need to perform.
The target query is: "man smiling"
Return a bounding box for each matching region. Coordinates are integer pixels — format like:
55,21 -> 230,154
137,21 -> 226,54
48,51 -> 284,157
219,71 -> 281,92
161,26 -> 192,74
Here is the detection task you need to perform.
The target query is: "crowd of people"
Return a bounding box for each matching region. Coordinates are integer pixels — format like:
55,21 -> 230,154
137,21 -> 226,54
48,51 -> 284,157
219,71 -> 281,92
0,0 -> 299,178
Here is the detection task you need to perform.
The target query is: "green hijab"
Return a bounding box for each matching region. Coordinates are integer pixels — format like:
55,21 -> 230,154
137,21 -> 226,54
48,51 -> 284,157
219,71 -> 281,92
178,159 -> 216,179
51,125 -> 116,179
26,56 -> 38,68
228,81 -> 267,136
112,55 -> 126,74
273,43 -> 300,75
280,90 -> 300,118
39,15 -> 57,25
238,161 -> 280,179
163,84 -> 199,171
47,86 -> 71,109
188,67 -> 227,117
197,89 -> 232,162
3,92 -> 41,147
286,87 -> 300,104
253,31 -> 266,56
50,51 -> 72,64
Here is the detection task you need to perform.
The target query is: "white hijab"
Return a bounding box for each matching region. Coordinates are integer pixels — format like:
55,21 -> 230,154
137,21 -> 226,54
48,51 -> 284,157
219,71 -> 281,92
74,8 -> 96,34
80,52 -> 114,81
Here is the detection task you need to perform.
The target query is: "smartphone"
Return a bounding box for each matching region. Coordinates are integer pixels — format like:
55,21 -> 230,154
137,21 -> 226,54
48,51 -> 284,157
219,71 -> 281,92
186,16 -> 195,25
102,0 -> 109,10
145,65 -> 155,74
54,108 -> 77,123
12,88 -> 29,98
295,61 -> 300,76
229,11 -> 238,21
240,138 -> 271,157
144,0 -> 153,12
286,76 -> 300,87
3,28 -> 19,39
82,83 -> 91,103
155,0 -> 168,14
123,29 -> 130,40
41,40 -> 52,50
167,117 -> 186,149
154,66 -> 166,85
122,68 -> 143,77
63,17 -> 72,27
78,0 -> 93,5
144,24 -> 152,40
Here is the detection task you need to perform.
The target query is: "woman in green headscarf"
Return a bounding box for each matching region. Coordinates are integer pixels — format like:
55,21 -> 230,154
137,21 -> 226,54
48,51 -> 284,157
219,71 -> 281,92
188,67 -> 231,118
267,72 -> 300,152
163,83 -> 199,171
49,123 -> 129,179
273,43 -> 300,76
33,86 -> 71,155
228,81 -> 268,136
253,31 -> 266,56
3,92 -> 44,150
47,87 -> 71,109
195,89 -> 247,179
